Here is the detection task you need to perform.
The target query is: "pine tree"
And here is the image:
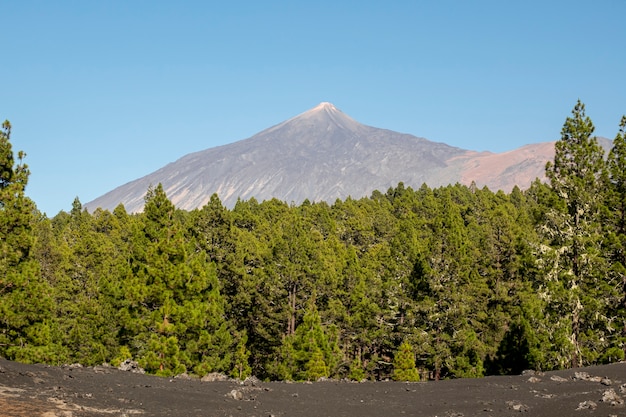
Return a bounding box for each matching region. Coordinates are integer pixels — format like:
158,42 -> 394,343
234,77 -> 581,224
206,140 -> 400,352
49,201 -> 122,365
306,347 -> 329,381
412,188 -> 478,379
141,334 -> 187,376
0,120 -> 56,362
130,184 -> 234,376
231,331 -> 252,380
607,116 -> 626,241
542,101 -> 609,368
605,115 -> 626,360
392,341 -> 420,381
348,357 -> 366,381
272,303 -> 340,380
224,198 -> 284,378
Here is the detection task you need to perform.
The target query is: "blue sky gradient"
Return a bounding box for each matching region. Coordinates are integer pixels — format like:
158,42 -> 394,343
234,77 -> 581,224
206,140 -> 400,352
3,1 -> 626,215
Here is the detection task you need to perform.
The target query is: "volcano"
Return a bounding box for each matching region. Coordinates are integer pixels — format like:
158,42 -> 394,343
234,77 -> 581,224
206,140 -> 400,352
85,102 -> 557,213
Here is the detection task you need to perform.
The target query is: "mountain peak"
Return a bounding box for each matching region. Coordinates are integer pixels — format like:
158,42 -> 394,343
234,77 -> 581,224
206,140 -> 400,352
288,101 -> 361,130
301,101 -> 341,117
313,102 -> 337,111
85,103 -> 558,214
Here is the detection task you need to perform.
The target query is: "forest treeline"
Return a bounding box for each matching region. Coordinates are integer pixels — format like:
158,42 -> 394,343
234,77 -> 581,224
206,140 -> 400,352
1,101 -> 625,381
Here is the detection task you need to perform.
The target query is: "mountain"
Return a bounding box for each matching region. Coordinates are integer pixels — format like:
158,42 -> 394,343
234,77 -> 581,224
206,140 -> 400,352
85,102 -> 593,213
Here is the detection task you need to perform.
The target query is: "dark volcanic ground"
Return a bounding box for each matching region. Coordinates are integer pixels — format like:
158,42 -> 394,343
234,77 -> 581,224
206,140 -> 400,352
0,358 -> 625,416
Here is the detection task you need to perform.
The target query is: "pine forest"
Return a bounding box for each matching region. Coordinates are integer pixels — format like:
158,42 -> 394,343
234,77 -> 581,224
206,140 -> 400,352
1,101 -> 626,382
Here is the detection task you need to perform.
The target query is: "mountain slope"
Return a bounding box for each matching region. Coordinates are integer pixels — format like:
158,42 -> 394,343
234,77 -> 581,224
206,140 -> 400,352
85,103 -> 577,213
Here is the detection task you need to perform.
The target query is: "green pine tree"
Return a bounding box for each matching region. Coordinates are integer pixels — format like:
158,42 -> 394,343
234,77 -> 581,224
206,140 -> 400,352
140,334 -> 187,376
605,115 -> 626,360
0,120 -> 56,363
393,341 -> 420,381
542,101 -> 610,368
306,347 -> 329,381
348,357 -> 366,381
272,303 -> 340,380
231,331 -> 252,380
127,184 -> 234,376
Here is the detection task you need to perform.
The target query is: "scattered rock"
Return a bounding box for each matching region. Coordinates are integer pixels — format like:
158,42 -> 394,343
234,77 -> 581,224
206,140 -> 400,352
0,385 -> 25,397
601,377 -> 613,386
521,370 -> 544,376
242,375 -> 261,386
573,371 -> 602,382
527,376 -> 541,383
550,375 -> 568,383
227,389 -> 244,400
576,400 -> 597,410
506,400 -> 529,412
174,372 -> 193,380
601,389 -> 624,406
534,392 -> 555,399
92,365 -> 114,374
201,372 -> 231,382
117,359 -> 145,374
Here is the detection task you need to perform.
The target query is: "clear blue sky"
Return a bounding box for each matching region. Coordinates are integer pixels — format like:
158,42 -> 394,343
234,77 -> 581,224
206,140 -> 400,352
3,1 -> 626,215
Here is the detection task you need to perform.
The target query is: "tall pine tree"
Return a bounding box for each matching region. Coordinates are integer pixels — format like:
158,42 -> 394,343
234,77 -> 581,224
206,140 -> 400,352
605,115 -> 626,360
542,101 -> 609,368
0,120 -> 55,362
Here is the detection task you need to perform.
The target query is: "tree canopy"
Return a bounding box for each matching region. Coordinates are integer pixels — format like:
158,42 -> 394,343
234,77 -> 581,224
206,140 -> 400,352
2,103 -> 626,381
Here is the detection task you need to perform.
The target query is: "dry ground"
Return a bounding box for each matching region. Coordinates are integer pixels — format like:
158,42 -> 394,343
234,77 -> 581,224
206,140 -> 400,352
1,358 -> 625,416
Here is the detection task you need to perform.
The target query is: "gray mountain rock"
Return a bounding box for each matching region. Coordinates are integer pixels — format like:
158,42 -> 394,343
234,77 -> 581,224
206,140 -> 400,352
85,102 -> 609,213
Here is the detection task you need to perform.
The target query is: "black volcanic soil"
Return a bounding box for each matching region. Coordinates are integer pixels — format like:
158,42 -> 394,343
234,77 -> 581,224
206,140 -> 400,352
1,358 -> 625,417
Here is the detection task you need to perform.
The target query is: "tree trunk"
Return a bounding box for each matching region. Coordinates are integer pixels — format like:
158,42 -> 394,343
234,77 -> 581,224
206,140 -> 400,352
287,282 -> 297,336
